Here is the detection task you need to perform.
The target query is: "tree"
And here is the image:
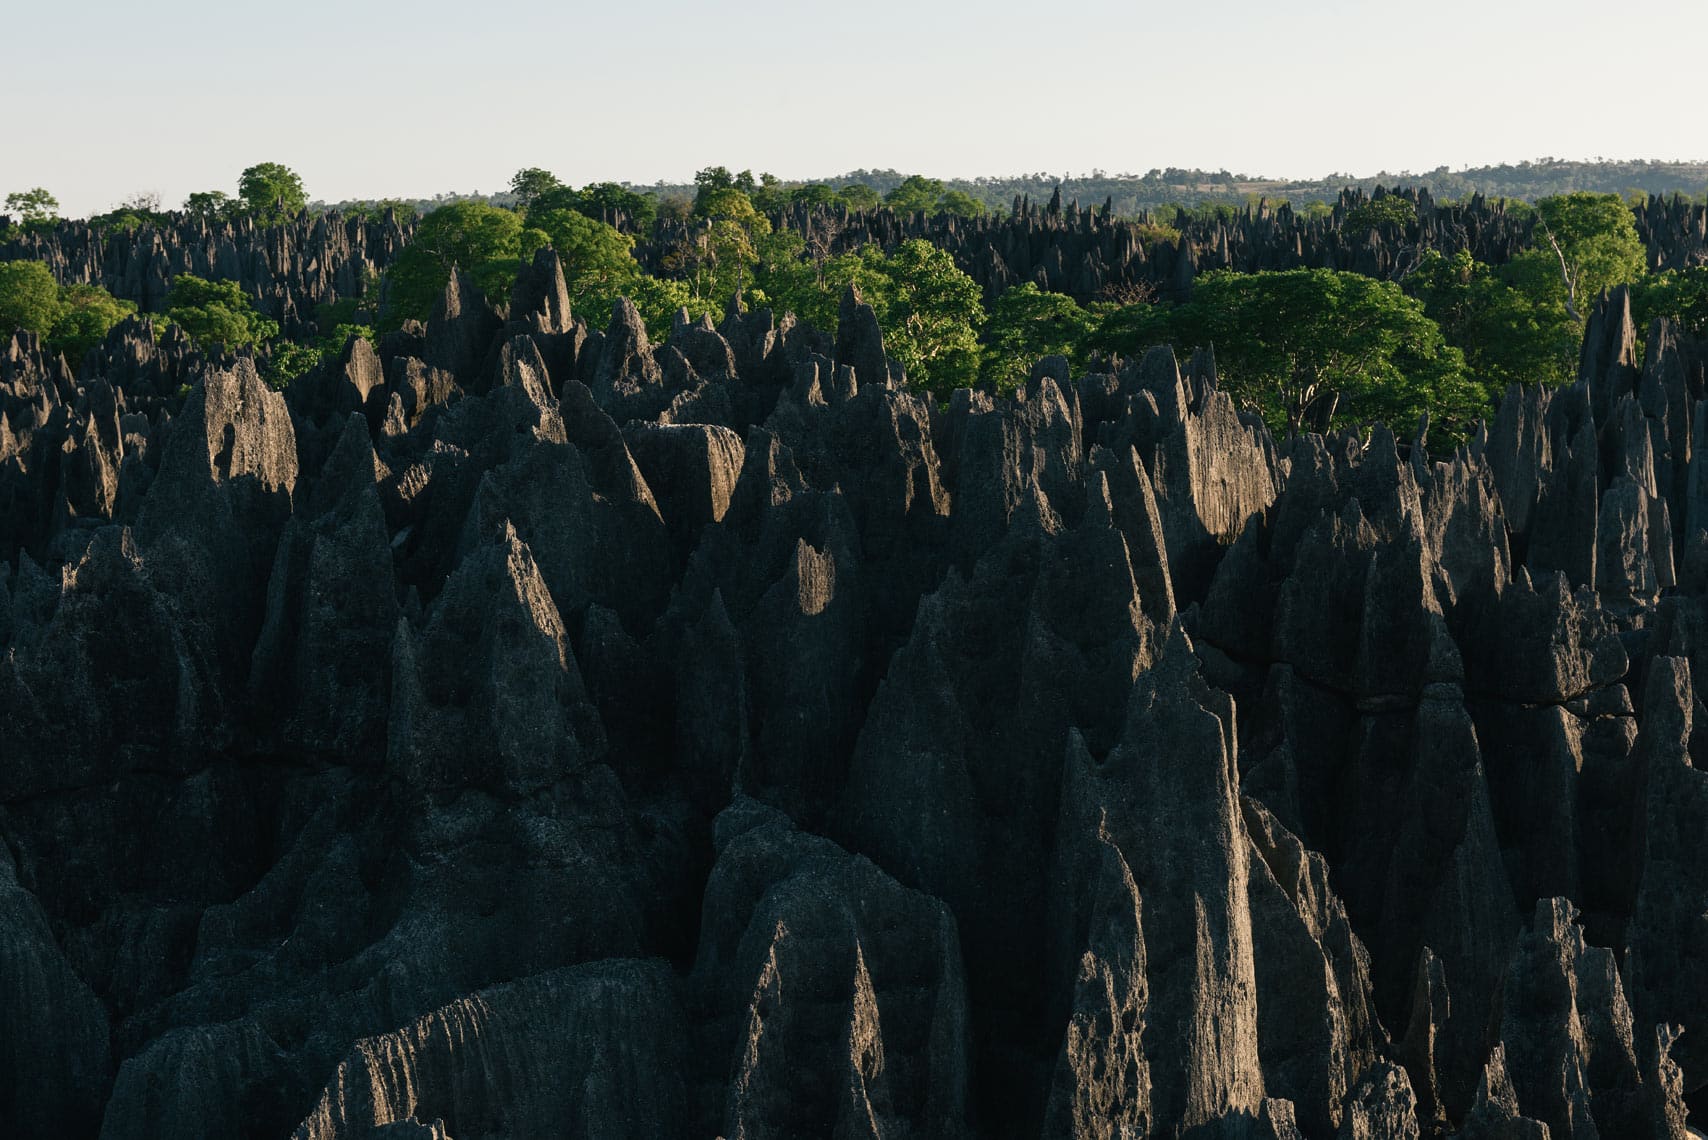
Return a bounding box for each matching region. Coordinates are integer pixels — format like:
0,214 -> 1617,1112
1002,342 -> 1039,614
382,201 -> 524,326
693,167 -> 757,216
937,188 -> 987,218
1407,250 -> 1577,391
48,284 -> 137,360
0,260 -> 63,337
1344,196 -> 1416,232
622,274 -> 710,337
754,238 -> 984,394
5,188 -> 59,229
1633,265 -> 1708,338
529,208 -> 643,310
885,175 -> 945,214
577,182 -> 657,229
0,263 -> 137,361
89,191 -> 169,233
1095,268 -> 1480,440
750,174 -> 791,215
1530,192 -> 1645,321
981,284 -> 1093,392
839,184 -> 881,211
184,190 -> 238,221
509,167 -> 563,211
163,274 -> 279,347
791,184 -> 843,210
237,163 -> 308,224
864,239 -> 985,395
674,189 -> 770,304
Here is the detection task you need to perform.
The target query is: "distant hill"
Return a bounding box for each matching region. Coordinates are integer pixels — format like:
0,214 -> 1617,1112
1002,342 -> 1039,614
624,159 -> 1708,217
313,159 -> 1708,220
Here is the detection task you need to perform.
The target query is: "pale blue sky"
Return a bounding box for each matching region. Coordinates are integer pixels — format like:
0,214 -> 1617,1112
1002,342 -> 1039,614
9,0 -> 1705,217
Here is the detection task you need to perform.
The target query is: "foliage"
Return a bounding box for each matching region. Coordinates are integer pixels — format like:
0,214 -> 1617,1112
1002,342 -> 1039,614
87,207 -> 162,233
1406,250 -> 1577,391
529,208 -> 646,311
577,182 -> 656,229
258,340 -> 324,390
749,174 -> 791,215
5,188 -> 60,229
48,284 -> 137,359
237,163 -> 308,224
184,190 -> 240,222
1344,196 -> 1417,232
754,238 -> 984,394
980,284 -> 1094,392
873,240 -> 986,394
885,175 -> 945,214
622,274 -> 712,337
692,167 -> 756,216
0,260 -> 65,337
1530,192 -> 1646,319
164,274 -> 279,347
382,201 -> 524,328
1095,268 -> 1480,440
1133,220 -> 1183,246
516,172 -> 658,231
339,198 -> 415,223
838,184 -> 881,211
790,184 -> 844,210
654,185 -> 771,305
509,167 -> 563,210
937,189 -> 986,218
1632,266 -> 1708,338
0,262 -> 138,360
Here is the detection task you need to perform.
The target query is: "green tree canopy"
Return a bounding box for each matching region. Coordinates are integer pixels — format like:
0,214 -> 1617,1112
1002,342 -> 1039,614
0,261 -> 138,360
693,167 -> 757,216
790,184 -> 844,210
749,174 -> 790,215
1096,268 -> 1480,440
884,175 -> 946,214
1406,249 -> 1578,391
1344,196 -> 1416,232
0,261 -> 64,338
5,188 -> 60,230
754,238 -> 984,395
164,274 -> 279,348
1529,191 -> 1646,320
870,240 -> 986,395
237,163 -> 308,225
509,167 -> 563,210
577,182 -> 657,229
1633,266 -> 1708,338
937,188 -> 987,218
48,284 -> 137,360
530,209 -> 643,309
839,184 -> 881,211
184,190 -> 239,222
980,283 -> 1094,392
383,201 -> 524,326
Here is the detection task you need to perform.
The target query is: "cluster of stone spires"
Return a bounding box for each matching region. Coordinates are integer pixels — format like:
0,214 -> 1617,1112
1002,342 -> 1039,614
4,235 -> 1708,1137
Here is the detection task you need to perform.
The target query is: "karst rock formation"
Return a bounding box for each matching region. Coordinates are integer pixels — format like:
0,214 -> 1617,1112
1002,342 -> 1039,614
4,258 -> 1708,1139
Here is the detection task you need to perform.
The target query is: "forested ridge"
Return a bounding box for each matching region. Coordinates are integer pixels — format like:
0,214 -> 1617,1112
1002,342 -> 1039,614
6,162 -> 1708,1138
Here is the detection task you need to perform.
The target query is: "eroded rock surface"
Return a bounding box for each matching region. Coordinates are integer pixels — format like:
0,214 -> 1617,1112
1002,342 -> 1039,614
2,288 -> 1708,1139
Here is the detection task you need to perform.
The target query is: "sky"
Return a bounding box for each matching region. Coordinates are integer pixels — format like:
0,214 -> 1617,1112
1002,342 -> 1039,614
8,0 -> 1707,218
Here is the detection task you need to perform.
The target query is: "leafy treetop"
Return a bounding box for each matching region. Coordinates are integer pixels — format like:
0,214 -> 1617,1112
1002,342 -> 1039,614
237,163 -> 308,225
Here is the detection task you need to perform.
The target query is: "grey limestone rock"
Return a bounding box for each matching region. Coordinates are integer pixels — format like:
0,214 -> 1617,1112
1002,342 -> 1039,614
293,960 -> 689,1140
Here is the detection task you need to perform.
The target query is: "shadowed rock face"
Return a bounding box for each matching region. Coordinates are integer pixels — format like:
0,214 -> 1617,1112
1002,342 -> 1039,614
5,288 -> 1708,1139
